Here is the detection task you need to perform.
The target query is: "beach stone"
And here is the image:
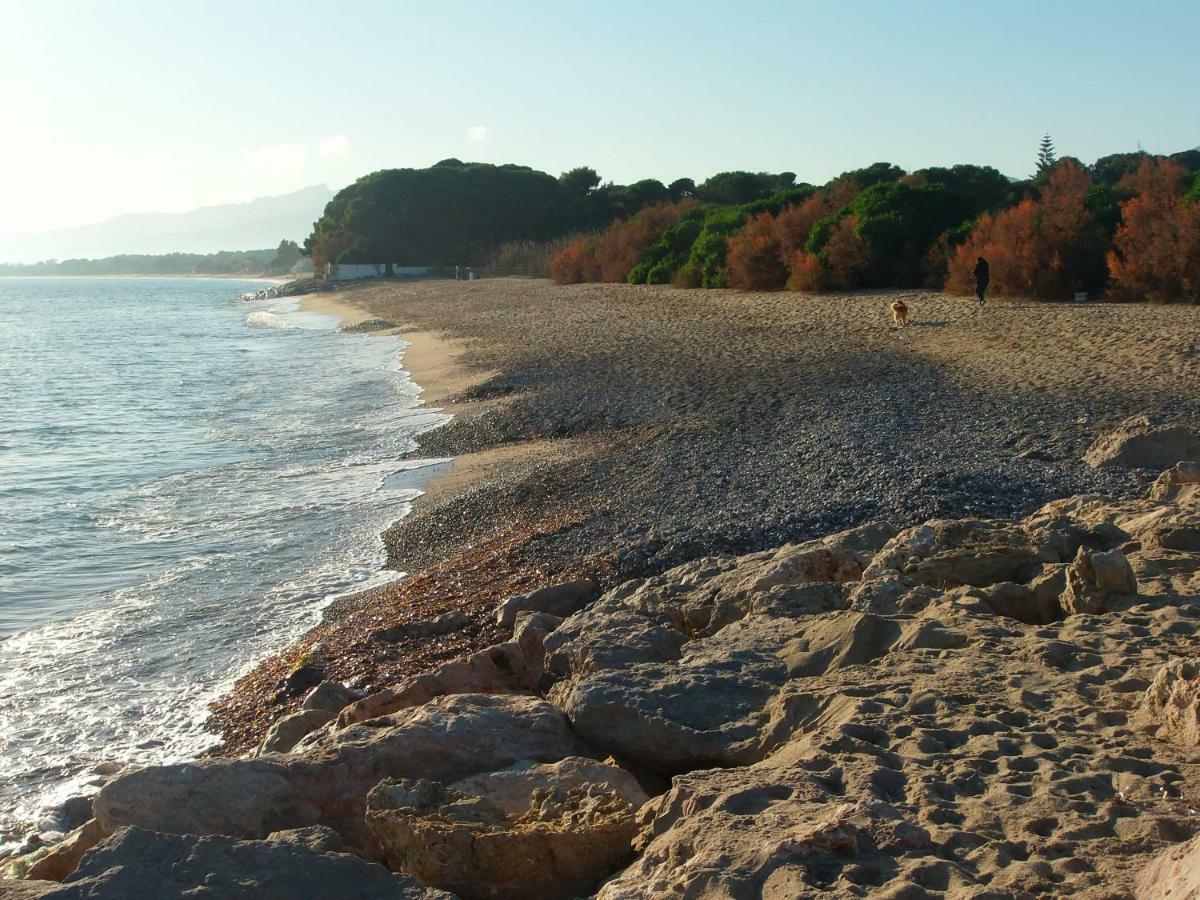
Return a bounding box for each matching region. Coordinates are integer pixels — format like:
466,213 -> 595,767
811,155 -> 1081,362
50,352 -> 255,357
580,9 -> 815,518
39,826 -> 450,899
301,681 -> 357,715
366,757 -> 647,900
280,663 -> 325,697
495,578 -> 599,629
97,694 -> 591,849
257,708 -> 335,755
337,640 -> 540,726
1136,833 -> 1200,900
1138,658 -> 1200,746
1083,414 -> 1200,470
372,610 -> 470,642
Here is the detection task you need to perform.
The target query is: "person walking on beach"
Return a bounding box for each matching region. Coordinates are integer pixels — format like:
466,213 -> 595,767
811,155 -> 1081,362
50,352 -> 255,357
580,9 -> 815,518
973,256 -> 990,307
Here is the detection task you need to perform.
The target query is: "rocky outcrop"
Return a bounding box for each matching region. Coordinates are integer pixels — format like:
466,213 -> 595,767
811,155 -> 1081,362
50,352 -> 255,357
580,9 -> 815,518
96,694 -> 591,848
1139,657 -> 1200,746
24,462 -> 1200,898
18,826 -> 451,899
373,610 -> 470,643
301,680 -> 358,715
366,758 -> 647,900
1137,833 -> 1200,900
1061,545 -> 1138,615
1084,415 -> 1200,469
1148,460 -> 1200,502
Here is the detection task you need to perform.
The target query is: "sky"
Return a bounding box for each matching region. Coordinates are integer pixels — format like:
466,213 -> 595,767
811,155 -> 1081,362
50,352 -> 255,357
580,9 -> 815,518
1,0 -> 1197,236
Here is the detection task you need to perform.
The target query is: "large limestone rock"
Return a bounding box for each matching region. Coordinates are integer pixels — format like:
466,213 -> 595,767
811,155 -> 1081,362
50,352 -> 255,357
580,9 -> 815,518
257,708 -> 335,755
366,757 -> 647,900
338,641 -> 540,726
24,826 -> 451,899
495,578 -> 599,628
863,519 -> 1050,588
96,694 -> 591,848
1139,658 -> 1200,746
1084,415 -> 1200,469
1061,546 -> 1138,615
1147,460 -> 1200,502
1137,833 -> 1200,900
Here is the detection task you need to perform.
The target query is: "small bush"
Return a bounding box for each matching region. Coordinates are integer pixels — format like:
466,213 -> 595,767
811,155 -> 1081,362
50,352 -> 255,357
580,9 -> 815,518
725,212 -> 789,290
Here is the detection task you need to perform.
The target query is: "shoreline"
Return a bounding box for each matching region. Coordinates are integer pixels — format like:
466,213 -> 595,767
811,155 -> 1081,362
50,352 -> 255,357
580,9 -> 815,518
7,277 -> 1200,895
203,278 -> 1200,758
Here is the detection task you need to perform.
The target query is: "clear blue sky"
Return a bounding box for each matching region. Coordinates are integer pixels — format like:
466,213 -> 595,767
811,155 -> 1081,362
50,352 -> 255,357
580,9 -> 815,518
1,0 -> 1197,234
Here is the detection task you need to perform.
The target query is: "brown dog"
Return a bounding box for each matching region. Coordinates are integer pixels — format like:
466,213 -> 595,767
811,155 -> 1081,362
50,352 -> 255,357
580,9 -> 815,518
891,299 -> 909,327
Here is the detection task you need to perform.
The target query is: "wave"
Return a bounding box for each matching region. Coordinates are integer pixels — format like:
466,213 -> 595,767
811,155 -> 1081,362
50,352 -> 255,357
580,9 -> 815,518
244,309 -> 291,329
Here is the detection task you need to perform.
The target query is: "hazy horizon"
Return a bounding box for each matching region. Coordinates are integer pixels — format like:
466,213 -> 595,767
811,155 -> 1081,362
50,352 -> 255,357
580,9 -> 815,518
2,0 -> 1197,238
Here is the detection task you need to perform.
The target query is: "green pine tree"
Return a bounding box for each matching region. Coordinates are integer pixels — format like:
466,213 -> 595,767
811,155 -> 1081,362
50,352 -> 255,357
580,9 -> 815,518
1036,133 -> 1057,175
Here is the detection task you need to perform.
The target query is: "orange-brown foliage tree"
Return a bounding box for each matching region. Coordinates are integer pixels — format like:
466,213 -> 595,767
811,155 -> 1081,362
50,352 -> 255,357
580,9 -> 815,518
946,160 -> 1107,299
776,195 -> 834,249
1108,158 -> 1200,302
724,212 -> 789,290
591,200 -> 697,283
785,251 -> 827,292
549,236 -> 601,284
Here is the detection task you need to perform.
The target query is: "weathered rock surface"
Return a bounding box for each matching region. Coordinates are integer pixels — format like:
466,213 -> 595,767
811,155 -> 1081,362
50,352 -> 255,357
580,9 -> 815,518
495,578 -> 599,629
23,820 -> 110,882
367,757 -> 647,900
301,680 -> 358,714
1084,415 -> 1200,470
1137,833 -> 1200,900
1139,657 -> 1200,746
1148,460 -> 1200,502
337,641 -> 541,727
16,826 -> 452,898
96,694 -> 590,849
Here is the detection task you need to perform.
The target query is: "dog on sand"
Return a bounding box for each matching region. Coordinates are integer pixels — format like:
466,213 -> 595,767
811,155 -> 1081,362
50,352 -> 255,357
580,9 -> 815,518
890,299 -> 909,327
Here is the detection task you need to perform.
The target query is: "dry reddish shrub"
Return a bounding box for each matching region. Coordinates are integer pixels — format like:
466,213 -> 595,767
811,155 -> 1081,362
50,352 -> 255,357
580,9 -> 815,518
946,161 -> 1105,299
1119,157 -> 1191,204
823,215 -> 871,288
786,251 -> 827,292
549,236 -> 601,284
592,200 -> 697,283
725,211 -> 789,290
777,195 -> 834,249
946,200 -> 1039,296
726,196 -> 835,291
1108,160 -> 1200,302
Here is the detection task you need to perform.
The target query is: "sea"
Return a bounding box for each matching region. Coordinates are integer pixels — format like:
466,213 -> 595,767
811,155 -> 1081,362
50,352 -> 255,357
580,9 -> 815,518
0,277 -> 446,843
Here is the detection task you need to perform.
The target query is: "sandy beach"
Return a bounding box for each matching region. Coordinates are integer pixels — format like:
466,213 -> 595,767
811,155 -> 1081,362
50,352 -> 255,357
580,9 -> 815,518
205,279 -> 1200,754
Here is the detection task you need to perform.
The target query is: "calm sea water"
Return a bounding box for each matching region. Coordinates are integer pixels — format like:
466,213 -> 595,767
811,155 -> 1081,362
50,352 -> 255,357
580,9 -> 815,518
0,278 -> 445,839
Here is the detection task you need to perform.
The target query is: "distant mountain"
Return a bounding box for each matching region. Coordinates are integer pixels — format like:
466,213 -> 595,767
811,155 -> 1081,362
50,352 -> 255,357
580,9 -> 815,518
0,184 -> 334,264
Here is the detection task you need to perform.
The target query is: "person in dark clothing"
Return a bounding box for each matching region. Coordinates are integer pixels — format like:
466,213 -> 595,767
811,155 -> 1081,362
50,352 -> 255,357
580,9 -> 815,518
973,256 -> 990,306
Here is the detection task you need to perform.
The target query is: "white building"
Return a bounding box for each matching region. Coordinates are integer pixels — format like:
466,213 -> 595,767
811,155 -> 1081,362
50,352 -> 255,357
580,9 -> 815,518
326,263 -> 434,281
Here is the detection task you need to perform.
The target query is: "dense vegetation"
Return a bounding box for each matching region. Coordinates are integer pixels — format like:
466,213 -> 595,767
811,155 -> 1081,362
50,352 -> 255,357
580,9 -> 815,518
0,240 -> 304,277
304,160 -> 701,269
544,147 -> 1200,302
305,146 -> 1200,301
